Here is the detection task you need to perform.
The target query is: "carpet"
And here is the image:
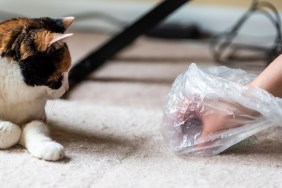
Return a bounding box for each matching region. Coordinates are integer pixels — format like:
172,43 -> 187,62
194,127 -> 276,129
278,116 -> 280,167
2,100 -> 282,187
1,32 -> 281,188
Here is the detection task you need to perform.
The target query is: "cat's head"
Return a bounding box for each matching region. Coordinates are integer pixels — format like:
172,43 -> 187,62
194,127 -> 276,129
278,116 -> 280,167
0,17 -> 74,99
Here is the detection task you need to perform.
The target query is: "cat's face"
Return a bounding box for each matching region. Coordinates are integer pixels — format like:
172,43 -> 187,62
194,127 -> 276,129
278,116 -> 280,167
0,17 -> 74,99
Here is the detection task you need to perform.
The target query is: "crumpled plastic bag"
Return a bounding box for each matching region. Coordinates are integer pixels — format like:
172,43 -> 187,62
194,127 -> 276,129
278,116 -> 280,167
161,63 -> 282,156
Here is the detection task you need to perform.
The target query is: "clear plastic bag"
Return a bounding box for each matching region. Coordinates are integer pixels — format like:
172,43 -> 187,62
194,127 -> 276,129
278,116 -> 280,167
161,63 -> 282,156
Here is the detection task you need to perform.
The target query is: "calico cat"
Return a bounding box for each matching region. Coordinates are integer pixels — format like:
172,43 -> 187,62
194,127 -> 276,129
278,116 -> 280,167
0,17 -> 74,161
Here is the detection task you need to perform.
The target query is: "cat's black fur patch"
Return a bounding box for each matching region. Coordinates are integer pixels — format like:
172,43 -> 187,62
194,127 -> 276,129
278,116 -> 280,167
19,47 -> 65,89
37,17 -> 66,33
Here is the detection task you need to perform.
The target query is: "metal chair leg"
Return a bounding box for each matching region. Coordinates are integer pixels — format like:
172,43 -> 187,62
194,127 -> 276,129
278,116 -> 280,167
68,0 -> 190,88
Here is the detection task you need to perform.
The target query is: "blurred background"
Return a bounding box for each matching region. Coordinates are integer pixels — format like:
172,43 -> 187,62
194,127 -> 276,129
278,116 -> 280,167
0,0 -> 280,86
0,0 -> 281,83
0,1 -> 281,65
2,2 -> 282,186
0,0 -> 281,35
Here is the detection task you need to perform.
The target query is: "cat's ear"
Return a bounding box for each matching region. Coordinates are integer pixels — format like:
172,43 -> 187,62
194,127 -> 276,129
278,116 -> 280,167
48,33 -> 73,47
34,31 -> 73,53
62,17 -> 74,30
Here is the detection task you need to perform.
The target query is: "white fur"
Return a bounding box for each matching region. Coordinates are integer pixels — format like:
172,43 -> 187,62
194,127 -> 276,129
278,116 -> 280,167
0,121 -> 21,148
19,121 -> 64,161
0,58 -> 68,161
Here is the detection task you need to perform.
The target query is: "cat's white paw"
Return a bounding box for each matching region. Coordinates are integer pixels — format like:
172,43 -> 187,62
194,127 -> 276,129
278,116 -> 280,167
28,141 -> 64,161
0,121 -> 21,149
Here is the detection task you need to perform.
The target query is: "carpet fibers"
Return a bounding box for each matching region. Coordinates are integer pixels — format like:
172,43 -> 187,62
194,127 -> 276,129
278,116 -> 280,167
1,33 -> 281,188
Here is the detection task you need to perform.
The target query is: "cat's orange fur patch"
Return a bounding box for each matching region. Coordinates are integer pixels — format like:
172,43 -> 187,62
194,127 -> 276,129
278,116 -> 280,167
0,18 -> 38,60
0,19 -> 32,47
34,30 -> 53,52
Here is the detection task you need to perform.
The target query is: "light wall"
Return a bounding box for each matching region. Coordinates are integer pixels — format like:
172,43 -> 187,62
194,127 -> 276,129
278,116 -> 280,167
104,0 -> 282,10
0,0 -> 280,37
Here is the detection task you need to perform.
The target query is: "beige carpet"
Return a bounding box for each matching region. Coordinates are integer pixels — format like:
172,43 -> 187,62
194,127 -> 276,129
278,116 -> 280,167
1,32 -> 282,188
